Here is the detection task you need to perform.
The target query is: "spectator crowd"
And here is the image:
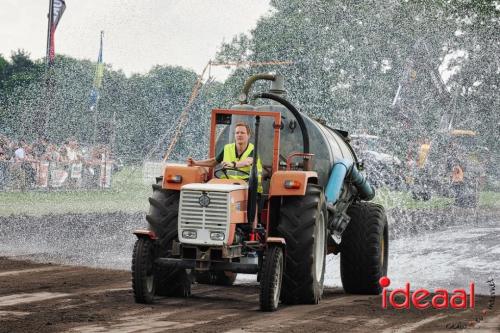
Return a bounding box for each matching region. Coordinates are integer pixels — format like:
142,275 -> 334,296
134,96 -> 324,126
0,135 -> 114,191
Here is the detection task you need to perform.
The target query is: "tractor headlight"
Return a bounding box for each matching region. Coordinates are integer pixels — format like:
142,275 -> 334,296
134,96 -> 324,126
182,230 -> 197,239
210,231 -> 225,241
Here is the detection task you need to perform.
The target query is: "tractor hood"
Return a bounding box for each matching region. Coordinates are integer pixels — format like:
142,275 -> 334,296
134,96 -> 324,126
181,183 -> 248,193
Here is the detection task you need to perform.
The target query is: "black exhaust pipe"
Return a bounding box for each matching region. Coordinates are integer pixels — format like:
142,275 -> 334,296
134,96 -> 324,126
247,115 -> 260,226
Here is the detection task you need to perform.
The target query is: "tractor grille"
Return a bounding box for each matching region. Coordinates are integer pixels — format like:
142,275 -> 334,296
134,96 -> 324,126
179,190 -> 229,232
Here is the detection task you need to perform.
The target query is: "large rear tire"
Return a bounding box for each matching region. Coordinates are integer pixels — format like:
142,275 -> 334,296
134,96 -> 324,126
260,246 -> 284,312
277,184 -> 327,304
341,202 -> 388,294
146,179 -> 191,297
132,238 -> 156,304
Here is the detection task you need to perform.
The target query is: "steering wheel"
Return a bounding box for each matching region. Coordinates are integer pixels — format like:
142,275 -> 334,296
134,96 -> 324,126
214,166 -> 249,179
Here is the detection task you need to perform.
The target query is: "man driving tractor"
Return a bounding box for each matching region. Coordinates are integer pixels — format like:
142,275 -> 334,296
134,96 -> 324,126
187,121 -> 263,193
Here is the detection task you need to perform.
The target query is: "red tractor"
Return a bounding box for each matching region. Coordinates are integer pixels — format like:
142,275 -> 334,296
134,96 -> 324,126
132,74 -> 388,311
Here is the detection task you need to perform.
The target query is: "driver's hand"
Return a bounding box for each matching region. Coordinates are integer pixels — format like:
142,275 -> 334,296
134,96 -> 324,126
222,161 -> 233,168
187,157 -> 194,166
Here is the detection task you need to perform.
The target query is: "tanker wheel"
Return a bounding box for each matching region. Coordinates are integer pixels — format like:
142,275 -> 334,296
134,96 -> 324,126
260,245 -> 284,312
145,178 -> 191,297
277,184 -> 327,304
195,271 -> 237,286
132,237 -> 156,304
340,202 -> 388,294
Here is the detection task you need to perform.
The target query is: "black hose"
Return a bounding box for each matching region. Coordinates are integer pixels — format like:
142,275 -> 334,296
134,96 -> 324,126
252,92 -> 310,154
247,116 -> 260,225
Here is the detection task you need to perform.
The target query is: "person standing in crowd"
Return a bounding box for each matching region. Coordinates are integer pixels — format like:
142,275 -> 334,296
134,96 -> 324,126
4,139 -> 15,161
10,139 -> 31,189
44,144 -> 61,162
14,139 -> 26,161
0,135 -> 8,156
0,147 -> 7,190
65,138 -> 83,188
22,143 -> 36,188
85,144 -> 107,188
32,137 -> 48,160
66,138 -> 82,162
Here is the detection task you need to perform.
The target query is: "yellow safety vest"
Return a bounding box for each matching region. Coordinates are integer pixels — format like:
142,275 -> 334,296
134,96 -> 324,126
222,143 -> 263,193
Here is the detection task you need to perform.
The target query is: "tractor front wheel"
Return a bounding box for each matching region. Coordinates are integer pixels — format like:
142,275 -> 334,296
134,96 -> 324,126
259,245 -> 284,312
132,237 -> 156,304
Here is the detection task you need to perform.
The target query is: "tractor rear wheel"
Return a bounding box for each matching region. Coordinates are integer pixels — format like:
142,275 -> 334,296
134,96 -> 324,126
132,237 -> 156,304
340,202 -> 388,294
195,271 -> 237,286
146,178 -> 191,297
260,245 -> 284,312
277,184 -> 327,304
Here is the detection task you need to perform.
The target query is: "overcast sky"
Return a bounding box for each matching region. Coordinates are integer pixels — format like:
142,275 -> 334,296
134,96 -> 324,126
1,0 -> 270,79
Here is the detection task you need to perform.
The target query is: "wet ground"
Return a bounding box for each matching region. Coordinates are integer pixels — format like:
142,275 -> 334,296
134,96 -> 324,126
0,257 -> 499,333
0,207 -> 499,332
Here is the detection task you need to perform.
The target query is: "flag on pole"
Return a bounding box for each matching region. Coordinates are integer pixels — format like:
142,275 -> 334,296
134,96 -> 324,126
90,31 -> 104,111
48,0 -> 66,65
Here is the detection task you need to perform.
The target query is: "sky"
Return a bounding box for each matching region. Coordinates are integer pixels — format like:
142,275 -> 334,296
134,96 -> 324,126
0,0 -> 270,79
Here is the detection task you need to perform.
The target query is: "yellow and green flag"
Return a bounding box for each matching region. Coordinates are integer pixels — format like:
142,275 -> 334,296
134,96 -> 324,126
90,31 -> 104,111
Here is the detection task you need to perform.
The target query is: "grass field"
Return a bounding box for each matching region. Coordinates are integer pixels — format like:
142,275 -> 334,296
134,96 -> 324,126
0,166 -> 150,216
0,167 -> 498,217
374,189 -> 500,210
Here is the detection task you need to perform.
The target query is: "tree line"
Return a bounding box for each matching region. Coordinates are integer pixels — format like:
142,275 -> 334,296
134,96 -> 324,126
1,0 -> 498,164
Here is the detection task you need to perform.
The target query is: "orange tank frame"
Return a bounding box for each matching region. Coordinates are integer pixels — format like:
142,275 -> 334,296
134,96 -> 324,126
163,108 -> 319,235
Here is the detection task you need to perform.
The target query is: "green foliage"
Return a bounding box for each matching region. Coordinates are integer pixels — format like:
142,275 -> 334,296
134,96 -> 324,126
0,52 -> 201,162
0,1 -> 497,165
0,50 -> 44,98
215,0 -> 499,159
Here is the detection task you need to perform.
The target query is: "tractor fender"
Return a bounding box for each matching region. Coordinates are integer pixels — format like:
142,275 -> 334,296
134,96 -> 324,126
133,229 -> 158,240
268,171 -> 318,197
266,237 -> 286,247
266,237 -> 287,261
162,164 -> 208,190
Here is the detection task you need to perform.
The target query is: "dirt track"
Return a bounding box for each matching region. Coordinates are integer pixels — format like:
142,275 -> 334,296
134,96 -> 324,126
0,207 -> 498,332
0,257 -> 498,333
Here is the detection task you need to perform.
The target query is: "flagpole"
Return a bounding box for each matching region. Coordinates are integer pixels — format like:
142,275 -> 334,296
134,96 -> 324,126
42,0 -> 55,139
92,31 -> 104,145
46,0 -> 54,66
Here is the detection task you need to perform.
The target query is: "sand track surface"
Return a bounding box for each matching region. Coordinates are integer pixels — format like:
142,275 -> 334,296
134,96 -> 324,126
0,257 -> 498,333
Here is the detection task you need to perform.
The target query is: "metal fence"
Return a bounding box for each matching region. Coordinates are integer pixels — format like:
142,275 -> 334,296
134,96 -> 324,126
142,161 -> 166,184
0,159 -> 114,191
